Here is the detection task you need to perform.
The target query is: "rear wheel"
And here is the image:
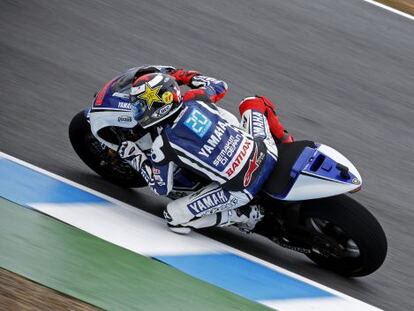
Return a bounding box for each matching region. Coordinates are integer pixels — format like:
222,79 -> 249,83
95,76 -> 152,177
68,110 -> 147,188
301,195 -> 387,277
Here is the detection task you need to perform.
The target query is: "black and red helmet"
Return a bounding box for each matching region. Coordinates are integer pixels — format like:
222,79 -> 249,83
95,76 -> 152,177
130,73 -> 182,128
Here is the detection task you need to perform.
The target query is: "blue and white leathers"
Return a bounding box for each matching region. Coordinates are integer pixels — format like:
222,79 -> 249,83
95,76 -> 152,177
145,101 -> 278,229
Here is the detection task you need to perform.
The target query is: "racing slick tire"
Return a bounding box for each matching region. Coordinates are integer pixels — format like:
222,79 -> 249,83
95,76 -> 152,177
301,194 -> 387,277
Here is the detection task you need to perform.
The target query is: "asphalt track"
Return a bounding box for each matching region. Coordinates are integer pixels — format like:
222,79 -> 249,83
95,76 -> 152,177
0,0 -> 413,310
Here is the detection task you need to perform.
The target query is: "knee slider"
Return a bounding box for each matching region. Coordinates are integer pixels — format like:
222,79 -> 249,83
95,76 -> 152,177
165,199 -> 193,226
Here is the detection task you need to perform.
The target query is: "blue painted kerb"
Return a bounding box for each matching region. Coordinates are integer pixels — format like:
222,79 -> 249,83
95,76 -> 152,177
157,253 -> 333,301
0,158 -> 105,205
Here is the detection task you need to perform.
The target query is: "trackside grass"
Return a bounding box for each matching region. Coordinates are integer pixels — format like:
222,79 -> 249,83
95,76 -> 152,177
0,198 -> 272,311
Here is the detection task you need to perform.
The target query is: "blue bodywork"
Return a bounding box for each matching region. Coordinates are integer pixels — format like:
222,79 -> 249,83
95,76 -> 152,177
271,146 -> 359,200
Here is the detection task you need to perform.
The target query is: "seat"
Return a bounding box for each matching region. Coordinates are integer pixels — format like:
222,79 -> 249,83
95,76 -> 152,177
263,140 -> 316,196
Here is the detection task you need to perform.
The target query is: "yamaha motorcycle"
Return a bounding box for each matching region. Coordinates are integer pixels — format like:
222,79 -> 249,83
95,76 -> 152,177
69,70 -> 387,277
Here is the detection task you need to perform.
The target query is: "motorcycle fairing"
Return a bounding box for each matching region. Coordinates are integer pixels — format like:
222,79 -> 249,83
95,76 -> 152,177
264,142 -> 362,201
88,69 -> 142,149
91,69 -> 136,112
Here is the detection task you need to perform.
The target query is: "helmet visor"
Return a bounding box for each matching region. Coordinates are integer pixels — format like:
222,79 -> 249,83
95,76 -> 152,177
130,96 -> 147,121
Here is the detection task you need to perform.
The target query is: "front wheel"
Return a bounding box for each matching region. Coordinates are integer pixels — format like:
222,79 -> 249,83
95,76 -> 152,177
301,195 -> 387,277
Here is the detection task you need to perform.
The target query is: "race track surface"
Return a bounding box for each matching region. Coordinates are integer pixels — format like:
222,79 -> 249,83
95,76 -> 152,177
0,0 -> 413,310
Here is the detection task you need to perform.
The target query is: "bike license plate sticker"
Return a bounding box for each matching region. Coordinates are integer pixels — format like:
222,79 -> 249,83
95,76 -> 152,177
184,109 -> 212,138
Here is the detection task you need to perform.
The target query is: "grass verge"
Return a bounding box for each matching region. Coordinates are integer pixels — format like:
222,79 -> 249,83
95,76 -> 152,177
375,0 -> 414,15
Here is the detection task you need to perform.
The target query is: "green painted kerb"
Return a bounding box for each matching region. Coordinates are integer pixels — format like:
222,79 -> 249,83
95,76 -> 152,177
0,198 -> 272,311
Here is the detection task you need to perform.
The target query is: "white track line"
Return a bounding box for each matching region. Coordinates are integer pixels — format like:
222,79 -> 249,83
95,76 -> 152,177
362,0 -> 414,20
0,151 -> 381,310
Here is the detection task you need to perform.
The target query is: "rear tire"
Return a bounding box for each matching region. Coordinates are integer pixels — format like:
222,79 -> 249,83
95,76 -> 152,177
68,110 -> 147,188
301,195 -> 387,277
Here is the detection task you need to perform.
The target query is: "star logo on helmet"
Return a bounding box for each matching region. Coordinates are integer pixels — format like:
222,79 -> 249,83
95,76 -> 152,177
138,83 -> 162,109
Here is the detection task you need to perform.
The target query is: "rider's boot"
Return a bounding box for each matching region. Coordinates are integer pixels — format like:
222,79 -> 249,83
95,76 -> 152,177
165,209 -> 227,235
164,205 -> 264,234
239,96 -> 294,144
219,205 -> 265,232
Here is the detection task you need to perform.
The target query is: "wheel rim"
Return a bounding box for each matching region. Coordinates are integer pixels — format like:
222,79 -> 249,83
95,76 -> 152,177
307,217 -> 361,258
85,133 -> 137,178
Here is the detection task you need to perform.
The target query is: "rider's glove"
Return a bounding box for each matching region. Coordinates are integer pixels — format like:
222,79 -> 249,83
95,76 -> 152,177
118,141 -> 147,171
189,75 -> 217,89
170,69 -> 200,86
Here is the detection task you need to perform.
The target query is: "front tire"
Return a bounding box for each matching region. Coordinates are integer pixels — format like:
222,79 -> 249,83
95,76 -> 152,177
301,195 -> 387,277
68,110 -> 147,188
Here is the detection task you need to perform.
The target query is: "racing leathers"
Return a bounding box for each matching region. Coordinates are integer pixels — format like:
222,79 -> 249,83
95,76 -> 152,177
118,67 -> 291,233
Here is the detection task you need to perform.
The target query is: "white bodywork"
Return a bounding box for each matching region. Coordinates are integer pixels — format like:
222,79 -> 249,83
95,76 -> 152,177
89,109 -> 138,151
283,144 -> 362,201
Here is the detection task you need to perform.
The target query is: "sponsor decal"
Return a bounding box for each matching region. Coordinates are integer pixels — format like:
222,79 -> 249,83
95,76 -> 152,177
151,166 -> 166,186
201,198 -> 238,216
187,189 -> 237,215
243,149 -> 265,187
112,92 -> 130,99
162,91 -> 173,104
198,120 -> 228,157
252,111 -> 265,138
118,115 -> 132,123
225,140 -> 252,177
118,102 -> 132,109
151,104 -> 172,119
213,134 -> 242,167
138,83 -> 162,108
184,109 -> 212,138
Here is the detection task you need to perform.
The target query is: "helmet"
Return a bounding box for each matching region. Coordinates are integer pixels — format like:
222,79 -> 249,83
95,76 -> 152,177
129,73 -> 182,128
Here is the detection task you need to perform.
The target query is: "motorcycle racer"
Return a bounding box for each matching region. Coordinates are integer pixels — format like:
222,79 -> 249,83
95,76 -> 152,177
73,66 -> 387,277
92,65 -> 294,234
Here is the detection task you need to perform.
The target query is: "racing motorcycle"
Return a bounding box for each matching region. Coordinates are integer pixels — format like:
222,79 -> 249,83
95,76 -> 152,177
69,70 -> 387,277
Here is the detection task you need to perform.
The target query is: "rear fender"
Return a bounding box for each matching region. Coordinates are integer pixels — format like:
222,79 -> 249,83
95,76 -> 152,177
279,144 -> 362,201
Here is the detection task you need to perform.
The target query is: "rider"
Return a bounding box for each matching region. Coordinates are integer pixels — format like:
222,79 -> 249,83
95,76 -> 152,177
115,65 -> 294,234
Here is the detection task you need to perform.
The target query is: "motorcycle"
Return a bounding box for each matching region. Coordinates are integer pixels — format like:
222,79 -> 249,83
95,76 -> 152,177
69,70 -> 387,277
